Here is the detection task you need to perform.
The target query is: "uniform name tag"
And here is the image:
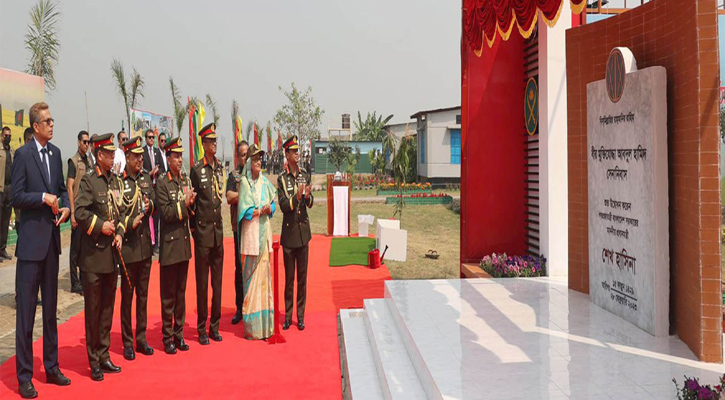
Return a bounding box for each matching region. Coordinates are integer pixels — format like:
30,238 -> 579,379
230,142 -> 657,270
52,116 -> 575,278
201,178 -> 208,183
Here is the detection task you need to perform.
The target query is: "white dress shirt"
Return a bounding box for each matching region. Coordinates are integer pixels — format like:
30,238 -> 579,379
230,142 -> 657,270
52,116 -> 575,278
34,138 -> 51,203
113,148 -> 126,175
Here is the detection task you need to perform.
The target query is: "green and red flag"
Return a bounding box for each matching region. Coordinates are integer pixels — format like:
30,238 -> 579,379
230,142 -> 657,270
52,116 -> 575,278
277,130 -> 283,150
14,110 -> 24,126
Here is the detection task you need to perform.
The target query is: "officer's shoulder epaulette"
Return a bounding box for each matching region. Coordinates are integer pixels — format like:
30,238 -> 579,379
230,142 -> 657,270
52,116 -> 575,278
193,160 -> 204,169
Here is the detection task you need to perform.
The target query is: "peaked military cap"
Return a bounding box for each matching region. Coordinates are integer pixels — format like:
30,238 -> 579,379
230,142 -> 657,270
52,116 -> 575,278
164,137 -> 184,154
92,133 -> 116,152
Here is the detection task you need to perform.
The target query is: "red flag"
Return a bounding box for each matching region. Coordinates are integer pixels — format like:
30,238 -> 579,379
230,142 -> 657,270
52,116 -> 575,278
253,123 -> 259,146
267,125 -> 272,152
277,130 -> 282,150
188,97 -> 196,170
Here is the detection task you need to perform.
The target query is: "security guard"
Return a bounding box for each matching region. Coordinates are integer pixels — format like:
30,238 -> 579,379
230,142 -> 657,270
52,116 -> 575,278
156,137 -> 195,354
74,133 -> 126,381
189,123 -> 224,344
118,136 -> 155,361
277,135 -> 313,331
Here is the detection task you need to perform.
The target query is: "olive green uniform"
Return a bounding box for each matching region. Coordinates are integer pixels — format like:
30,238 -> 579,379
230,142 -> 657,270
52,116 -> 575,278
277,166 -> 313,323
75,166 -> 127,369
118,169 -> 155,349
189,157 -> 224,337
156,171 -> 193,345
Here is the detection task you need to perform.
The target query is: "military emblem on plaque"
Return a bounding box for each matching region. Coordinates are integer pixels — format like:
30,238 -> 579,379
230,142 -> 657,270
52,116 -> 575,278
606,48 -> 627,103
524,77 -> 538,136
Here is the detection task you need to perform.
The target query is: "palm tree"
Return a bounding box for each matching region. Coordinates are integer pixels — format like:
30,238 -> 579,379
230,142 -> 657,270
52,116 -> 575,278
25,0 -> 61,92
205,94 -> 220,127
111,58 -> 145,133
169,77 -> 187,138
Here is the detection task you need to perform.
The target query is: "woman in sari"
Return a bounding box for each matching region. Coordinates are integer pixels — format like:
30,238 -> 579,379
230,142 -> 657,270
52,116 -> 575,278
237,144 -> 276,340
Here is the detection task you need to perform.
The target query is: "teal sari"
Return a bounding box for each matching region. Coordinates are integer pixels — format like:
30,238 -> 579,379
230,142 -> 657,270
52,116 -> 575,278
237,166 -> 276,340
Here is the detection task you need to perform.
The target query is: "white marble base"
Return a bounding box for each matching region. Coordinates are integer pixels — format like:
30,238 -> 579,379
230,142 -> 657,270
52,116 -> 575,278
341,278 -> 725,400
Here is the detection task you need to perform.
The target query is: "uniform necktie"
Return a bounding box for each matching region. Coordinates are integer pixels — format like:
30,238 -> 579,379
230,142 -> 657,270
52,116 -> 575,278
41,148 -> 50,183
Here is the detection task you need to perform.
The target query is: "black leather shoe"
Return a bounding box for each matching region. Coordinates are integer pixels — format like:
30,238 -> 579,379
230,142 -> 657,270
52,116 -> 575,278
231,310 -> 243,325
0,250 -> 12,260
175,338 -> 189,351
123,346 -> 135,361
18,381 -> 38,398
90,367 -> 104,381
100,360 -> 121,373
282,320 -> 291,330
298,320 -> 305,331
164,342 -> 177,355
46,367 -> 71,386
136,342 -> 154,356
210,332 -> 222,342
198,334 -> 210,345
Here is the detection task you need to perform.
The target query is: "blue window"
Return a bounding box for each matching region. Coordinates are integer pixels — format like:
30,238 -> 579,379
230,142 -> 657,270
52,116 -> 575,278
420,130 -> 426,164
450,129 -> 461,165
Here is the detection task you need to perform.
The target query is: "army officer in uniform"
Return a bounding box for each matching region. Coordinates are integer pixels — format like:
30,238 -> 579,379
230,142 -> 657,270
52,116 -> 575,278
118,137 -> 155,360
74,133 -> 125,381
277,135 -> 313,331
156,137 -> 195,354
189,123 -> 224,344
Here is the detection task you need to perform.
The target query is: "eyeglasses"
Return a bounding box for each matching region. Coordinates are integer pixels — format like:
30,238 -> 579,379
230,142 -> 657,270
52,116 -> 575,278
81,140 -> 90,144
160,139 -> 166,143
146,136 -> 154,139
38,118 -> 54,125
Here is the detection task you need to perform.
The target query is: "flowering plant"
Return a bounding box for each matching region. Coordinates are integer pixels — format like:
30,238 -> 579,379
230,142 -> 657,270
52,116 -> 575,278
378,182 -> 431,191
393,193 -> 450,198
673,375 -> 725,400
479,253 -> 546,277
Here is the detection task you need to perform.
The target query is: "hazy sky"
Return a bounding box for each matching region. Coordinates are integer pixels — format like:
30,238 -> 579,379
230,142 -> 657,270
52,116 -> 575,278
0,0 -> 462,158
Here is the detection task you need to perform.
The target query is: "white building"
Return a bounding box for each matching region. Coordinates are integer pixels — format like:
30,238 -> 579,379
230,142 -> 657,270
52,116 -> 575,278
410,106 -> 461,184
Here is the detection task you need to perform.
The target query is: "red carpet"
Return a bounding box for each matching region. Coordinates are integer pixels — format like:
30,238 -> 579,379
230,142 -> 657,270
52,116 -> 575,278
0,235 -> 390,399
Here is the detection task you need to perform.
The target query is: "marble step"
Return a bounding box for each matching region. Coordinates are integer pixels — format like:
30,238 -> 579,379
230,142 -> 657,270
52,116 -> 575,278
340,309 -> 385,400
363,299 -> 428,400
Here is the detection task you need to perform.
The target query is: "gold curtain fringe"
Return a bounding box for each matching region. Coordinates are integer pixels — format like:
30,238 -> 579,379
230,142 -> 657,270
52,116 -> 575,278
472,0 -> 585,52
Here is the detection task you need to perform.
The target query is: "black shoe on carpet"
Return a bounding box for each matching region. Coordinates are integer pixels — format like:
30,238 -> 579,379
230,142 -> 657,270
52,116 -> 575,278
136,342 -> 154,356
19,381 -> 37,398
198,334 -> 210,345
231,310 -> 243,325
100,360 -> 121,373
164,342 -> 177,355
90,367 -> 104,381
123,346 -> 135,361
46,367 -> 71,386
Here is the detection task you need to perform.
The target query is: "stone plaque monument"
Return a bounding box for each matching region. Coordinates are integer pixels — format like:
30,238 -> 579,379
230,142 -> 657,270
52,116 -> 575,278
587,47 -> 669,336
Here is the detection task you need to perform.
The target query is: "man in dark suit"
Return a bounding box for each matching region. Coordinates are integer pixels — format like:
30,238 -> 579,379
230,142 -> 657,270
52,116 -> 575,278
277,135 -> 313,332
142,129 -> 164,255
12,102 -> 71,398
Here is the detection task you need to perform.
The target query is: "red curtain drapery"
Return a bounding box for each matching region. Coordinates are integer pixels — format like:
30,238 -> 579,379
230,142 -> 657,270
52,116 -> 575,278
463,0 -> 587,54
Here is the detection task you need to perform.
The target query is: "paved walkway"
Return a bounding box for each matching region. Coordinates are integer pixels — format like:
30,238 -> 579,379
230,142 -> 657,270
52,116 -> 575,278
315,195 -> 460,204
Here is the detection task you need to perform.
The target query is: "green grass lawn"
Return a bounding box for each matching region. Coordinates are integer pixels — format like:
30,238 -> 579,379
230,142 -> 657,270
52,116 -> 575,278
269,201 -> 460,280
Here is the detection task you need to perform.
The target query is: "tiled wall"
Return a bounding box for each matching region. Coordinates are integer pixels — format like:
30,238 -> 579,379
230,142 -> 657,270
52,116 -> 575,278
566,0 -> 722,362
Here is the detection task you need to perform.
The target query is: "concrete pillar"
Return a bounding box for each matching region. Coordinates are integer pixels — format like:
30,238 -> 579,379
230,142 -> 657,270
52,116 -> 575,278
538,4 -> 571,277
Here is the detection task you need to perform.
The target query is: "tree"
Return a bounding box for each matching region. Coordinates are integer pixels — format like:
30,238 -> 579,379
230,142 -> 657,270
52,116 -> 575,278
354,111 -> 393,141
327,138 -> 351,172
169,77 -> 187,138
205,94 -> 220,127
345,146 -> 361,176
274,82 -> 324,145
25,0 -> 61,92
111,58 -> 145,133
245,120 -> 255,144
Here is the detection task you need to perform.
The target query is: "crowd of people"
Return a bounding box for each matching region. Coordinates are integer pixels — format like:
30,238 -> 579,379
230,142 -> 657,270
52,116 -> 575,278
9,102 -> 314,399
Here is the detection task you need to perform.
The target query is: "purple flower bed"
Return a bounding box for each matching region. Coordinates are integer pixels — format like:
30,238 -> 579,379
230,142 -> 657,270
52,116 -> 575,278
479,253 -> 546,278
673,375 -> 725,400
